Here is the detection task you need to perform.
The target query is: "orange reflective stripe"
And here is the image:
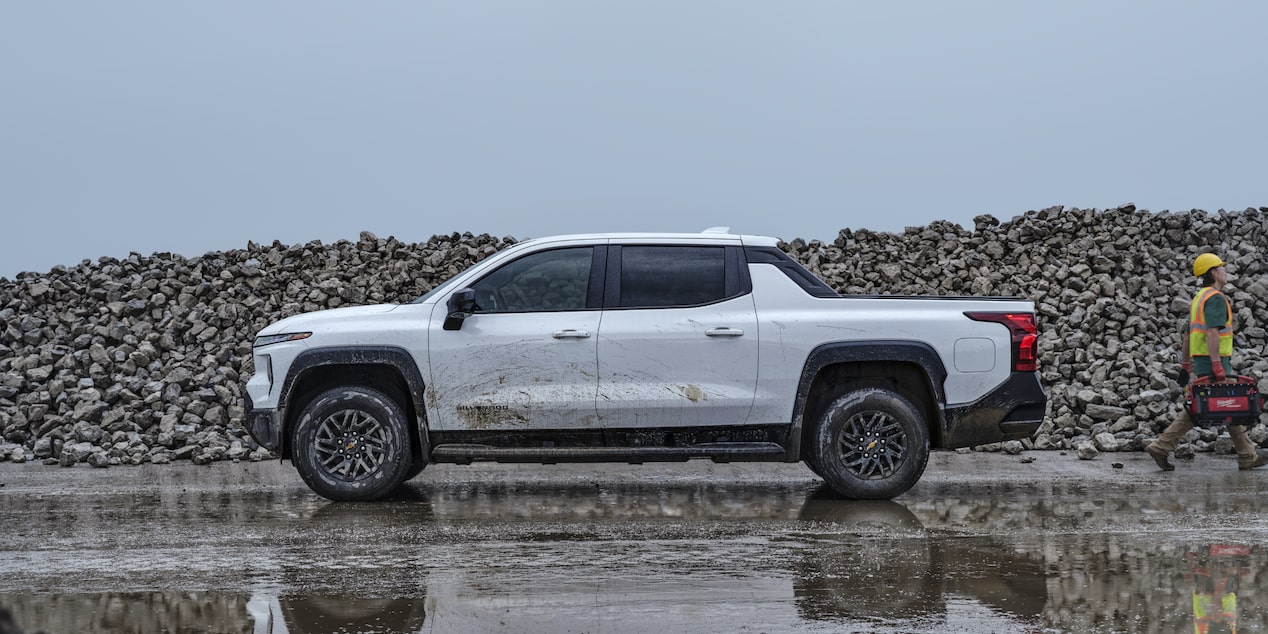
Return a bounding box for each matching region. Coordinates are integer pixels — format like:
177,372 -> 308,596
1189,288 -> 1221,326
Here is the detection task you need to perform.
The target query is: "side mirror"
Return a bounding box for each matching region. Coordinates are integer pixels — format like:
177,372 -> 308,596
443,289 -> 477,331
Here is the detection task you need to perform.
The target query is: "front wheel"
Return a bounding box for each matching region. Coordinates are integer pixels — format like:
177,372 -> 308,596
403,456 -> 428,482
810,387 -> 929,500
292,386 -> 412,501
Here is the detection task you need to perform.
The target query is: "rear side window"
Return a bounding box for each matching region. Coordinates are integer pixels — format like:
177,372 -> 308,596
619,246 -> 726,308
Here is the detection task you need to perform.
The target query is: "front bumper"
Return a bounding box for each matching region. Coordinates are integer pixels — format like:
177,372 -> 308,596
244,391 -> 283,452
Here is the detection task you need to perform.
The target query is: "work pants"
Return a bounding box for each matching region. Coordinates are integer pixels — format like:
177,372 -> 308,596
1152,410 -> 1259,467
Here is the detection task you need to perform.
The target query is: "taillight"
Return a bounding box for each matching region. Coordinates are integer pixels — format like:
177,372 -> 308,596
965,312 -> 1039,373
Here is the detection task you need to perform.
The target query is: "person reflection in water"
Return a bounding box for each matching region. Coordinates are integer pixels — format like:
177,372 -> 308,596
1187,544 -> 1251,634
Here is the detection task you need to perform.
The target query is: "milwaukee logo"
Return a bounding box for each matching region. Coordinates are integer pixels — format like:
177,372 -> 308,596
1212,397 -> 1247,410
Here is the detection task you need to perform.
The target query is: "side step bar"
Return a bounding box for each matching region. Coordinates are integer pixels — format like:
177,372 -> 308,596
430,442 -> 787,464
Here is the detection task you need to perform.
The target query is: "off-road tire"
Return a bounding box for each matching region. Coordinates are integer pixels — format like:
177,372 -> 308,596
802,451 -> 825,479
403,458 -> 428,482
292,386 -> 412,501
810,387 -> 929,500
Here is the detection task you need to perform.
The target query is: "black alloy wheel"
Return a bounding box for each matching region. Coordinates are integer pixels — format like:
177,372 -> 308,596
812,387 -> 930,500
292,386 -> 412,501
837,409 -> 909,480
314,408 -> 391,482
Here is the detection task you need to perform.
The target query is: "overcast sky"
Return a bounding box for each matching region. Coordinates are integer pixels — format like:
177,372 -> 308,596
3,2 -> 1266,278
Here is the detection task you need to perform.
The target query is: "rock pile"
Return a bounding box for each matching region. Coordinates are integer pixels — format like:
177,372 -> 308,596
1,206 -> 1266,468
0,232 -> 515,467
783,204 -> 1268,457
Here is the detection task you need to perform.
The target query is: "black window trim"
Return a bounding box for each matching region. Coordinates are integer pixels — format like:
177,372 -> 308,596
603,244 -> 752,310
744,246 -> 839,298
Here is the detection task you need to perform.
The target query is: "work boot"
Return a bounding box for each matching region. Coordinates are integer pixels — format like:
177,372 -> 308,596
1239,452 -> 1268,471
1146,443 -> 1175,471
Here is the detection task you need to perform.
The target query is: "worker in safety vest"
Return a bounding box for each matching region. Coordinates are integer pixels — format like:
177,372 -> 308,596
1146,253 -> 1268,471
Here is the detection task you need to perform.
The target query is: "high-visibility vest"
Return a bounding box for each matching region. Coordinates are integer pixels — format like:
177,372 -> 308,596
1189,287 -> 1233,357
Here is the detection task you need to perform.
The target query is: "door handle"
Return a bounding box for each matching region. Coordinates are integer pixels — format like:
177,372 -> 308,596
552,330 -> 592,339
706,328 -> 744,337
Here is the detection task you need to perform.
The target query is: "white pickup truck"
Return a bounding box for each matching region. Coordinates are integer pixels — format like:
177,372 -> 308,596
244,230 -> 1045,501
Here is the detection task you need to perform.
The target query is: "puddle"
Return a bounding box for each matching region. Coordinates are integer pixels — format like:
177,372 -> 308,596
4,460 -> 1268,632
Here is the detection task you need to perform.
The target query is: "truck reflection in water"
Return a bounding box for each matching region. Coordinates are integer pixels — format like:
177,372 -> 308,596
11,480 -> 1268,633
0,593 -> 428,634
794,488 -> 1047,628
249,484 -> 1046,633
249,594 -> 427,634
0,484 -> 1049,633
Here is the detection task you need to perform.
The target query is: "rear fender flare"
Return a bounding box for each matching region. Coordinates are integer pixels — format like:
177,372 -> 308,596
790,340 -> 948,458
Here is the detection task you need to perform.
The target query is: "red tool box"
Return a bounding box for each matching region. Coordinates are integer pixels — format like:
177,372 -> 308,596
1186,375 -> 1264,426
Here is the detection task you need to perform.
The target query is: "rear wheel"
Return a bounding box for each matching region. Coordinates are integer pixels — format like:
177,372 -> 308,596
292,386 -> 412,501
811,387 -> 929,500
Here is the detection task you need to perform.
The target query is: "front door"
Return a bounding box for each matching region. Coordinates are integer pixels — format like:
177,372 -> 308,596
426,246 -> 601,431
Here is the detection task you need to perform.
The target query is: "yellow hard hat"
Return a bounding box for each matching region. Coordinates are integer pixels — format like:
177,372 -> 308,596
1193,253 -> 1226,277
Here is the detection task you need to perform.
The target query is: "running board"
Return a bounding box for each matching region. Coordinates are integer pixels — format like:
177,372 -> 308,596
429,442 -> 788,464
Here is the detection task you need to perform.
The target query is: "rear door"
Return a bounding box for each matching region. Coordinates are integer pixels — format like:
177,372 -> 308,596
596,243 -> 759,428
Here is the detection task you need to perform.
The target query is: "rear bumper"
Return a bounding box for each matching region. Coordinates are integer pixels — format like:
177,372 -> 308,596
244,391 -> 283,452
941,372 -> 1046,449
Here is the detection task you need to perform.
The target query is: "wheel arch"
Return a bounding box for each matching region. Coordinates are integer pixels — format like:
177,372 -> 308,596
277,346 -> 430,463
792,341 -> 948,458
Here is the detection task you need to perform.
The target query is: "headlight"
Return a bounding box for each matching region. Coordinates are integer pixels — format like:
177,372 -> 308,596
252,332 -> 312,348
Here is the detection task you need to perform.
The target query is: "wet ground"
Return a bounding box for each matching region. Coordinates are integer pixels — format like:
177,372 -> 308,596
2,451 -> 1268,633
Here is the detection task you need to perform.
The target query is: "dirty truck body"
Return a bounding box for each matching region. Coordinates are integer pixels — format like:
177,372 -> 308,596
245,231 -> 1046,501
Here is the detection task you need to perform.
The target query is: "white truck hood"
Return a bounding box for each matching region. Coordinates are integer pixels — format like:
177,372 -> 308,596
257,304 -> 401,336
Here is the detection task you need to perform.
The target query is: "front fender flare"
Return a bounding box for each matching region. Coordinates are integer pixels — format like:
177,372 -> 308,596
278,345 -> 430,456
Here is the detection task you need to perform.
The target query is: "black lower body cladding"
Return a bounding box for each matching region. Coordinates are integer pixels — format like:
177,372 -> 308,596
942,372 -> 1046,448
243,392 -> 283,451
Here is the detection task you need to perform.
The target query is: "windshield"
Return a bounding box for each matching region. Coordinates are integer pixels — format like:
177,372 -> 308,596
409,241 -> 538,304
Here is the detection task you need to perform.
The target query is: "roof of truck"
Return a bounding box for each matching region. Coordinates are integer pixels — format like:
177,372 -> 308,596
513,229 -> 782,248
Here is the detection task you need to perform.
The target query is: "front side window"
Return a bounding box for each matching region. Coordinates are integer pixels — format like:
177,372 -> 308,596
471,247 -> 593,313
620,246 -> 726,308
